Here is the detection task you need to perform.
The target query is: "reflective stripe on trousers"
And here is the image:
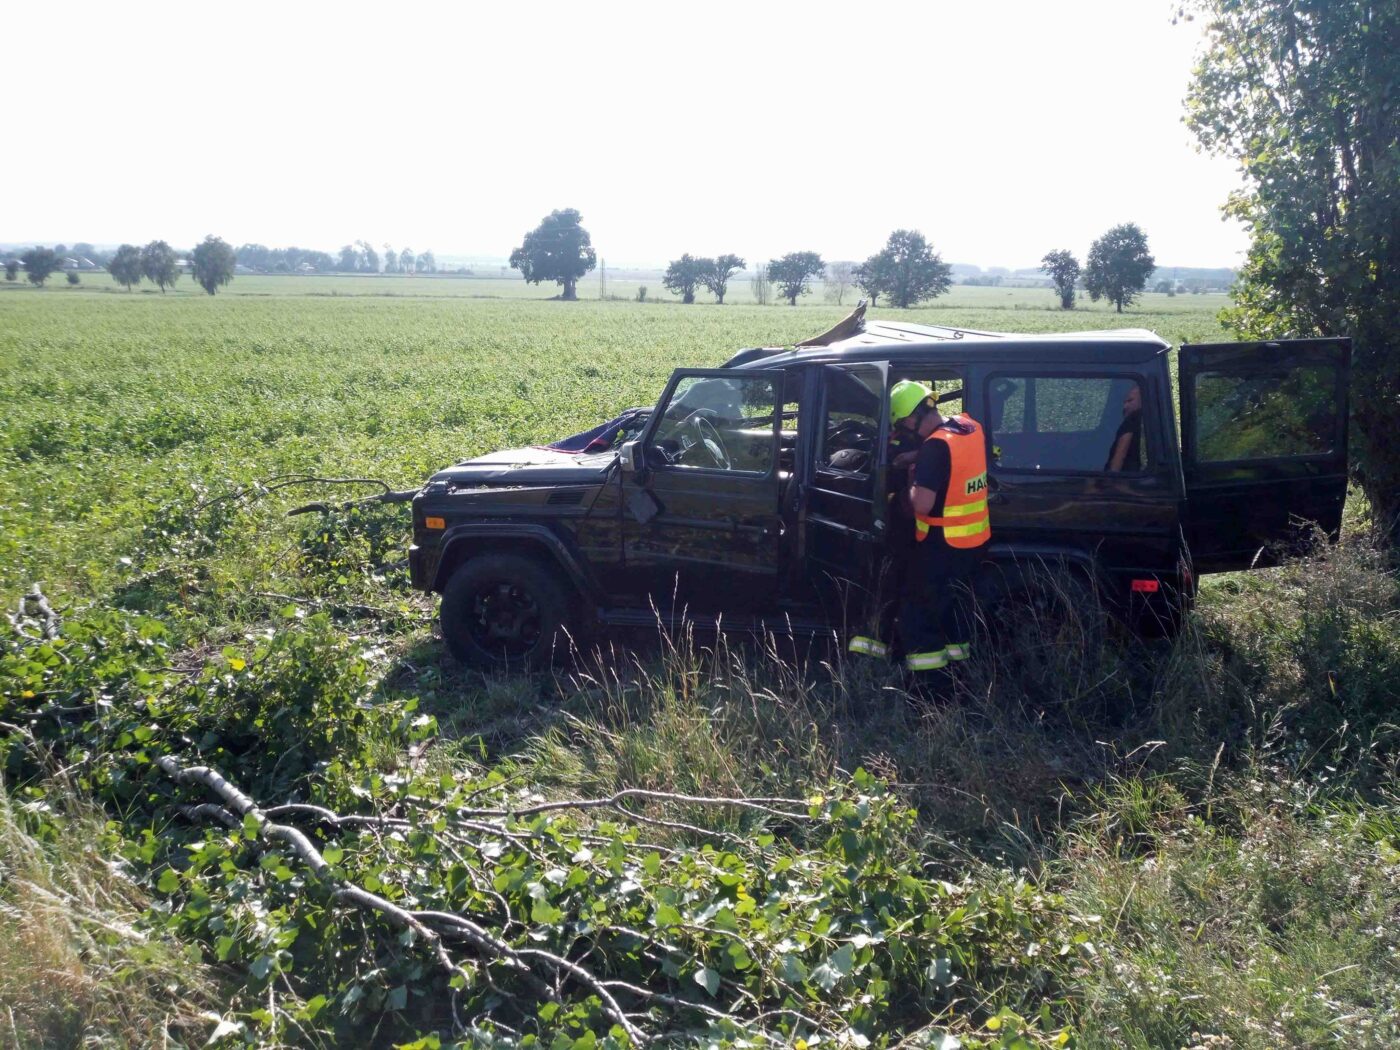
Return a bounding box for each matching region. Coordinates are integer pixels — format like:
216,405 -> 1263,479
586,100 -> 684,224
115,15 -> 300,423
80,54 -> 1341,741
847,635 -> 889,658
905,648 -> 949,672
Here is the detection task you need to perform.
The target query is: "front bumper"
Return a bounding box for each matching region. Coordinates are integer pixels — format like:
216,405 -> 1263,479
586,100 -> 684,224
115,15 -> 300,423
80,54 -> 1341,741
408,543 -> 439,592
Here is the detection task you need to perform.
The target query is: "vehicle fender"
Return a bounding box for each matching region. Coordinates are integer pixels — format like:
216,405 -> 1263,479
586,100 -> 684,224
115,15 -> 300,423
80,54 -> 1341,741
431,524 -> 596,600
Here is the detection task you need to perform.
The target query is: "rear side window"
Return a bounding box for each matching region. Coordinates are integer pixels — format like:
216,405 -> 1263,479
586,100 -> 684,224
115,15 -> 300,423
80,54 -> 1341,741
1193,366 -> 1337,462
988,374 -> 1150,473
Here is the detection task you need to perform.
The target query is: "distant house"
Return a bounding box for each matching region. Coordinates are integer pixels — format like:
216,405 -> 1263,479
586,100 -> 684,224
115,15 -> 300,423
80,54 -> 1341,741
234,264 -> 257,275
296,262 -> 317,274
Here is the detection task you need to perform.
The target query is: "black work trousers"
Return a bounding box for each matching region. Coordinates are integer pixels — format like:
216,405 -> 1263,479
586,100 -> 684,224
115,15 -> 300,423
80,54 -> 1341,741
899,540 -> 981,664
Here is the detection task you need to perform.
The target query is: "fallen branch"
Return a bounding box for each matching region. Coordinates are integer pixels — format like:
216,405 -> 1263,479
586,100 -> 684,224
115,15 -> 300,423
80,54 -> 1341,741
466,788 -> 813,824
7,585 -> 61,640
158,754 -> 648,1044
190,473 -> 419,518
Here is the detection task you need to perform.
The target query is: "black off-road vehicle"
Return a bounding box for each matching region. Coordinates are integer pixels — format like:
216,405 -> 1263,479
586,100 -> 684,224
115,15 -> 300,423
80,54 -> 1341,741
409,307 -> 1350,669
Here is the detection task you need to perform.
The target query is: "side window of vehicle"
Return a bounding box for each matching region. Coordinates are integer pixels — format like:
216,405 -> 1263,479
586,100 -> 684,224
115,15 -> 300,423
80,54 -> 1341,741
987,374 -> 1151,473
650,375 -> 777,474
1193,366 -> 1337,462
818,366 -> 882,475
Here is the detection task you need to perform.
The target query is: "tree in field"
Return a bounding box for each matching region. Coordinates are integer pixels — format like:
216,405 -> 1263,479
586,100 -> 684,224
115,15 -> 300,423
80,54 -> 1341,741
141,241 -> 180,292
1185,0 -> 1400,542
417,250 -> 436,274
853,259 -> 887,307
750,263 -> 770,305
509,208 -> 596,301
663,254 -> 706,304
356,240 -> 380,273
1083,223 -> 1154,312
400,248 -> 415,274
191,235 -> 236,295
337,244 -> 360,272
701,254 -> 745,305
20,247 -> 62,287
108,244 -> 143,290
66,271 -> 80,286
825,261 -> 854,306
384,248 -> 398,274
859,230 -> 952,309
768,252 -> 825,306
1040,249 -> 1080,309
5,261 -> 18,282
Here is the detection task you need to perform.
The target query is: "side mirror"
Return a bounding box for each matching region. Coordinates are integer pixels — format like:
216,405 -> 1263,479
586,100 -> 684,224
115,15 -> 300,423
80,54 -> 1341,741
618,439 -> 641,475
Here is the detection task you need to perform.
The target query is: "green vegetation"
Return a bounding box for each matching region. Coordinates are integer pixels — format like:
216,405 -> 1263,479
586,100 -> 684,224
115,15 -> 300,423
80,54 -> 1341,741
2,279 -> 1396,1047
1186,0 -> 1400,544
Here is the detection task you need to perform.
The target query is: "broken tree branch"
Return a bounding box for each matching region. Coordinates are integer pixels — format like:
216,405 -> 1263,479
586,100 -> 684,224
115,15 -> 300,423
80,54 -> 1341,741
158,753 -> 649,1044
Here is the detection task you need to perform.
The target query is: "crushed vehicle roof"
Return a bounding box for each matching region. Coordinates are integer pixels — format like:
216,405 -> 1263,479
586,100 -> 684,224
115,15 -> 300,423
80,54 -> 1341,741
726,304 -> 1171,368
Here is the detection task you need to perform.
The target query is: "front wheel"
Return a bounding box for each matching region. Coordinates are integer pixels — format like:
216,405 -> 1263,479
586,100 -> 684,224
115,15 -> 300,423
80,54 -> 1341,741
439,553 -> 579,671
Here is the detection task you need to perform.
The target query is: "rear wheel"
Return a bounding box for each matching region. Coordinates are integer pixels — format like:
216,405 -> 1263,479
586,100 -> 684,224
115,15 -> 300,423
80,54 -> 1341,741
439,553 -> 579,671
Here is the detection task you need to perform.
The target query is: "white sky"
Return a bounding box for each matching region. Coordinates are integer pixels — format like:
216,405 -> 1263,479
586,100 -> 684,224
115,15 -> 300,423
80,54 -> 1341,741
5,0 -> 1248,270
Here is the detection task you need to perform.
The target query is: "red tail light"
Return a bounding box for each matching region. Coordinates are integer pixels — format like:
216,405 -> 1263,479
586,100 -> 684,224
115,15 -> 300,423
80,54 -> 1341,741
1131,578 -> 1160,593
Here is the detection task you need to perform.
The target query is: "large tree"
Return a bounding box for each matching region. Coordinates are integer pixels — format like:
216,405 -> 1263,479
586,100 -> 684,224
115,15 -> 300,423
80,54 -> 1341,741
1186,0 -> 1400,542
141,241 -> 180,292
191,235 -> 236,295
701,254 -> 745,305
20,247 -> 63,287
768,251 -> 825,306
509,208 -> 596,300
853,258 -> 888,307
662,254 -> 706,303
1083,223 -> 1154,312
108,244 -> 143,290
1040,249 -> 1080,309
860,230 -> 952,309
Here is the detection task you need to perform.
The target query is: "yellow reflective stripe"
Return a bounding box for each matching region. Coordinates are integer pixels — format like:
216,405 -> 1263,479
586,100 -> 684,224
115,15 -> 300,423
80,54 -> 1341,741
847,636 -> 888,657
946,643 -> 971,662
905,649 -> 949,671
942,519 -> 991,538
940,499 -> 987,518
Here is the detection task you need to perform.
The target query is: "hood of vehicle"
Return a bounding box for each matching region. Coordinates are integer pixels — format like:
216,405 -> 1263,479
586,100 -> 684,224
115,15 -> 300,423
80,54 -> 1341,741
427,446 -> 618,490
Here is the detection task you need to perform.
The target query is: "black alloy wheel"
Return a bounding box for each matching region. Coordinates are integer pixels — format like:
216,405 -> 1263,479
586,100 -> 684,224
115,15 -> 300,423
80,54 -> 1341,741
439,553 -> 577,670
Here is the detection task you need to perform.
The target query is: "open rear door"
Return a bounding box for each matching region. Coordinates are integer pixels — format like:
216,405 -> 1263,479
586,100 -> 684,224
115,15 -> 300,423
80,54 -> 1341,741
1180,337 -> 1350,572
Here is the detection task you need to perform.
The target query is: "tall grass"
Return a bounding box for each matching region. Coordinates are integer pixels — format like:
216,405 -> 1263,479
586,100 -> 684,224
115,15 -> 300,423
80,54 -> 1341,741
0,784 -> 222,1047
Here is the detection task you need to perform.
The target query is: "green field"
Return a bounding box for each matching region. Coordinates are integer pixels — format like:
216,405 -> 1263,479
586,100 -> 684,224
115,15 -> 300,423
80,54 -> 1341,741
3,278 -> 1396,1048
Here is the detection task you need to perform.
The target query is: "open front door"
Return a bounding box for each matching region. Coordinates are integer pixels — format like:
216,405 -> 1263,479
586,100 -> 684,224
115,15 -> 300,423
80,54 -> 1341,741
797,361 -> 890,617
1180,337 -> 1350,572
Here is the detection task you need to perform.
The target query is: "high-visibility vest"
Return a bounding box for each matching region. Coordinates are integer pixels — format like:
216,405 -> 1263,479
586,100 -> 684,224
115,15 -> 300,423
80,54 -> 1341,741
914,415 -> 991,549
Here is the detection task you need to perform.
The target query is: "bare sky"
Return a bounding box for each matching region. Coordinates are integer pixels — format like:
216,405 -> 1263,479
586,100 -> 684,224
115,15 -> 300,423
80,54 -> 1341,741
7,0 -> 1248,269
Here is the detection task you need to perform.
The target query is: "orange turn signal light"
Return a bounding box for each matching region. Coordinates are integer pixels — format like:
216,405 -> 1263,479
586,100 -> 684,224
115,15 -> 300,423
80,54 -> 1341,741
424,516 -> 446,530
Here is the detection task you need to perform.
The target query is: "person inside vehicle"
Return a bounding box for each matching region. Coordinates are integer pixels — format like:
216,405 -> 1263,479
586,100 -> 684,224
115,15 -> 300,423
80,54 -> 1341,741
848,381 -> 991,687
1105,382 -> 1144,471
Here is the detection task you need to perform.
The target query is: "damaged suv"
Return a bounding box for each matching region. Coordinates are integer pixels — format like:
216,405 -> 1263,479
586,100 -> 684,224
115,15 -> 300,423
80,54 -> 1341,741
409,306 -> 1350,669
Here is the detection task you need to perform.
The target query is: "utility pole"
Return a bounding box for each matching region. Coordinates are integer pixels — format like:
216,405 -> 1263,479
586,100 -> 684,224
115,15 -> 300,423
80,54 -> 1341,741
599,257 -> 607,300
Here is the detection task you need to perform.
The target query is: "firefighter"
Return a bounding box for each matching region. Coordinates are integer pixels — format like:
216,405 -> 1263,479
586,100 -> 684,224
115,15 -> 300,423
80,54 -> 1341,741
900,380 -> 991,681
846,384 -> 925,659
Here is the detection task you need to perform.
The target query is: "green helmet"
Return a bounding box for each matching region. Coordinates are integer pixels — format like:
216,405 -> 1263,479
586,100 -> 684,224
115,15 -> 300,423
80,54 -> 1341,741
890,380 -> 934,422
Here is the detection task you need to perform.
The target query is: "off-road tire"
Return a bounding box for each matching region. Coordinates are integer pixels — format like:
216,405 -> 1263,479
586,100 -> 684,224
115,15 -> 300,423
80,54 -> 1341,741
439,553 -> 579,671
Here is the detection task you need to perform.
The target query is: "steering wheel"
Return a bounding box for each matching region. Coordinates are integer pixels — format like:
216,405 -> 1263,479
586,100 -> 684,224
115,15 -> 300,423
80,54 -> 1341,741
691,413 -> 731,470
